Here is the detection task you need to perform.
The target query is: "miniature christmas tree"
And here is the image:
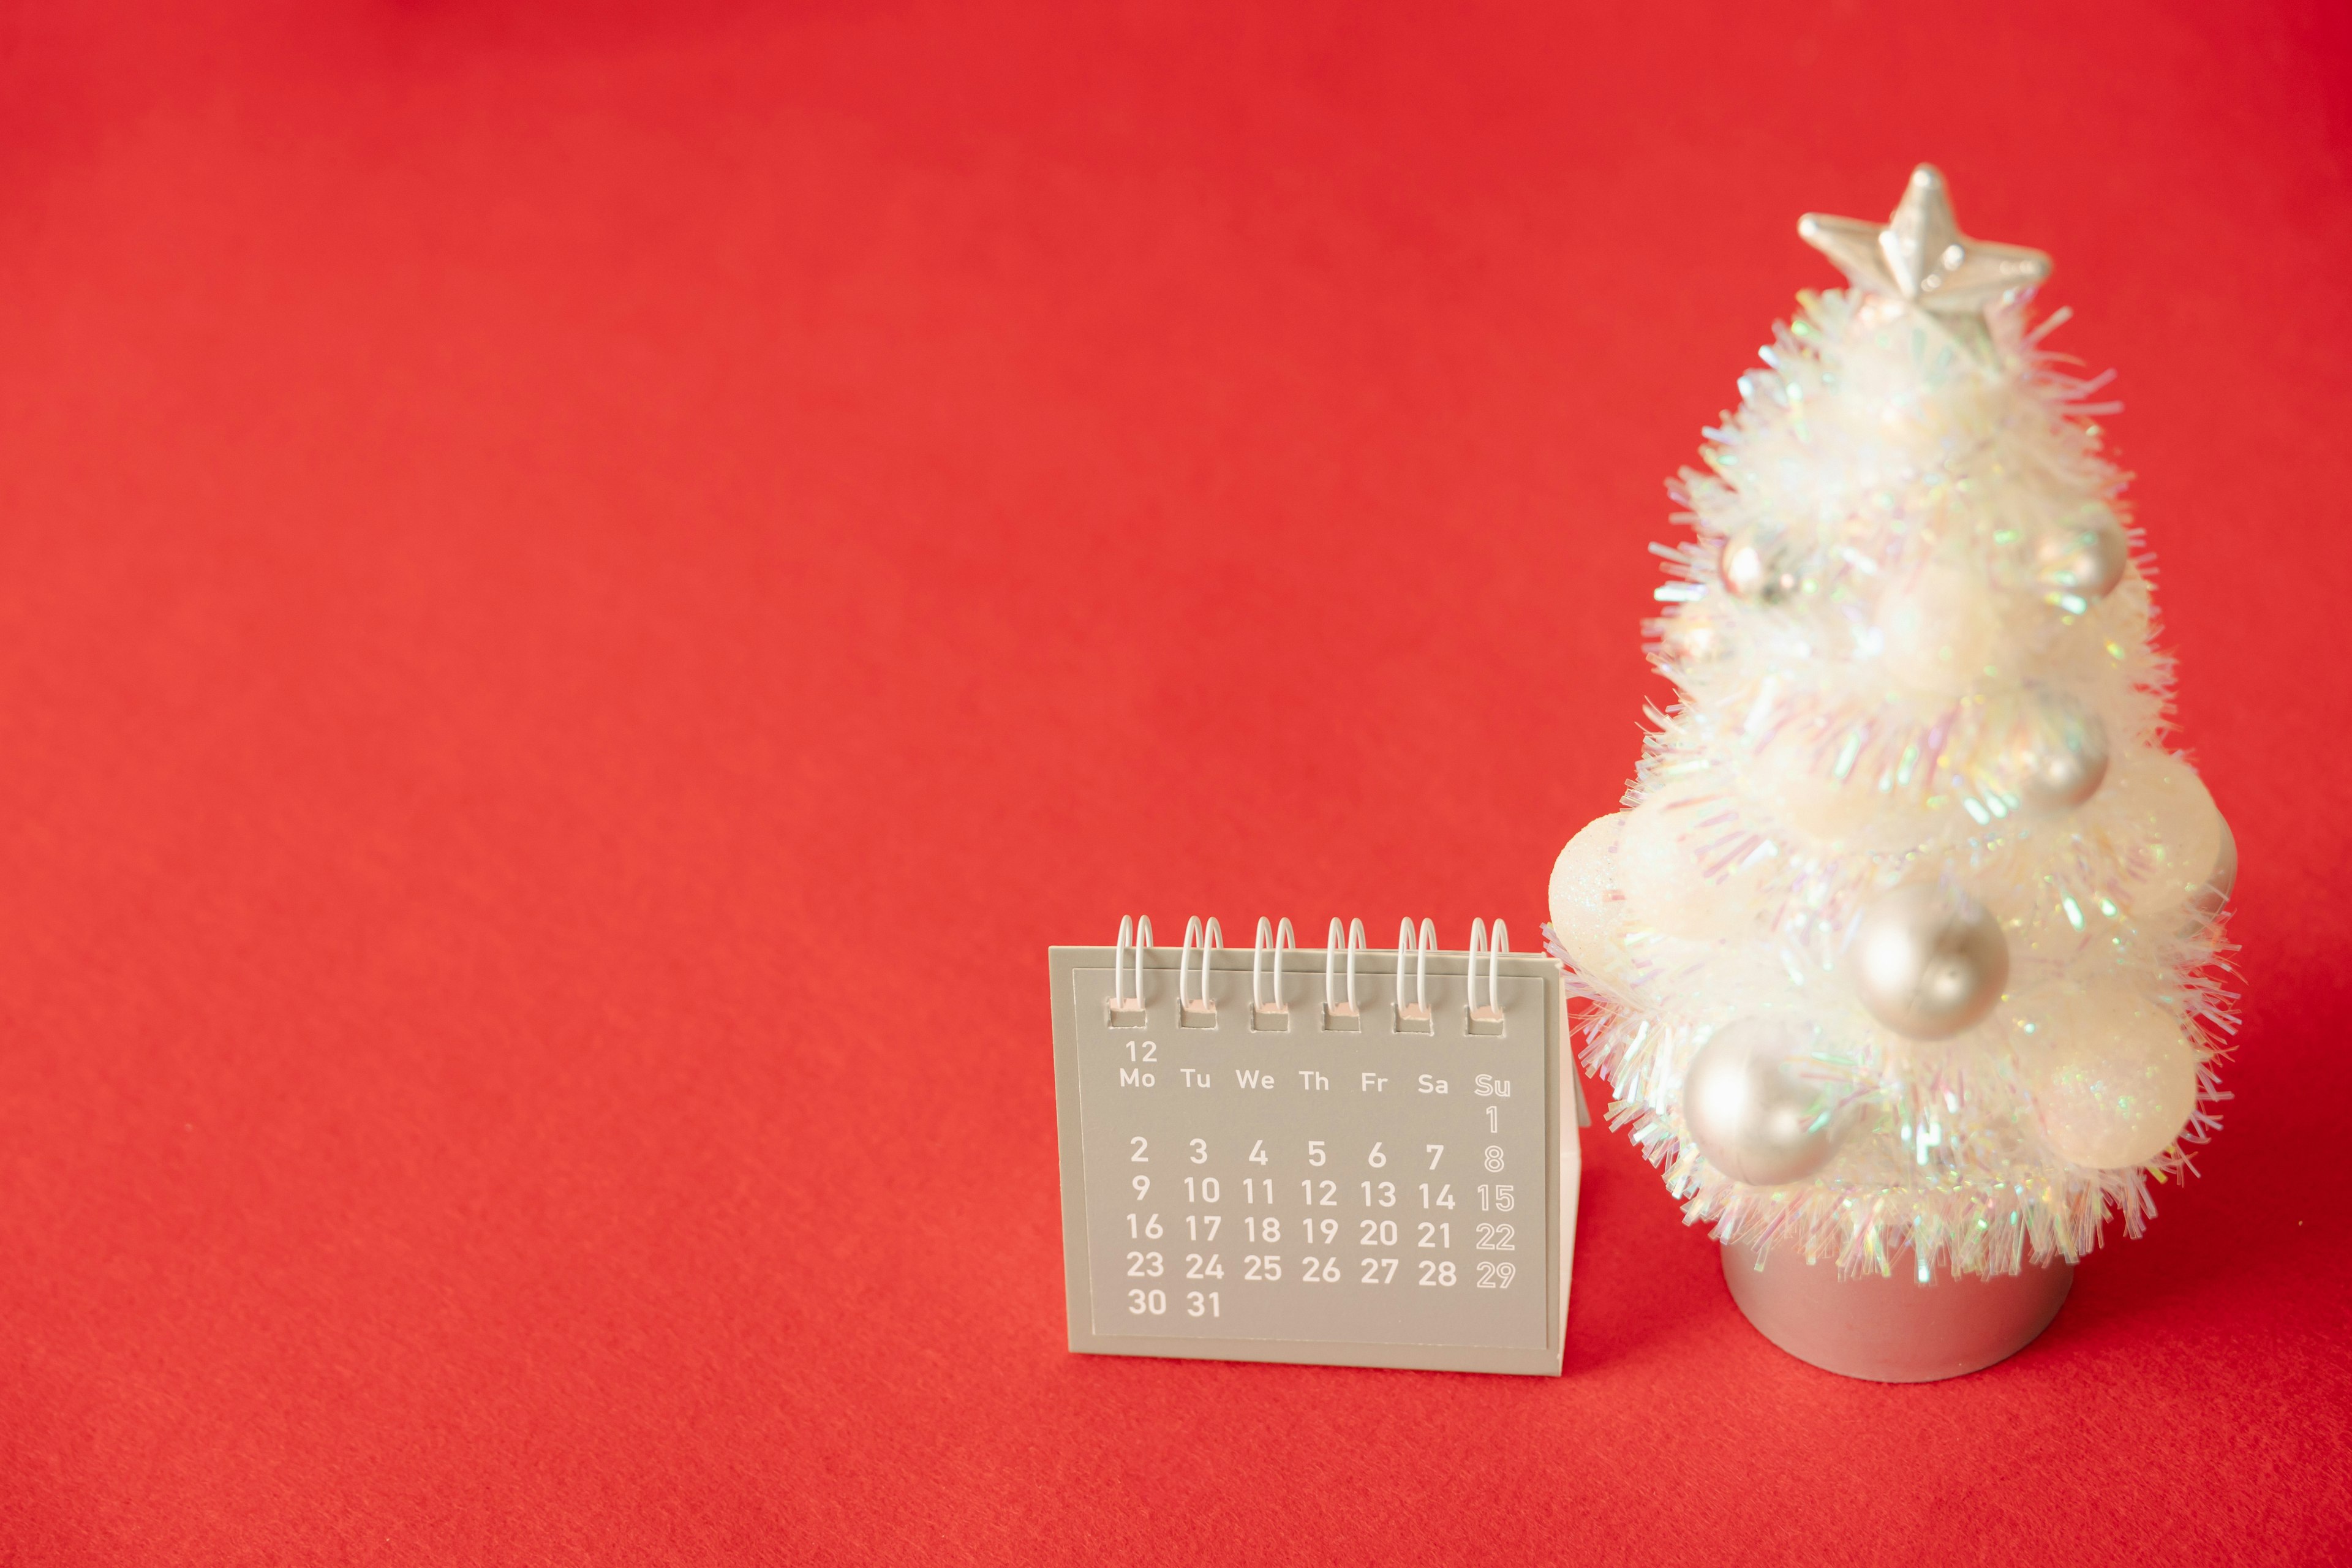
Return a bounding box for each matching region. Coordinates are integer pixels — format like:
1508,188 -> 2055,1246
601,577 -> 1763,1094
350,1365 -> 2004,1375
1549,166 -> 2237,1284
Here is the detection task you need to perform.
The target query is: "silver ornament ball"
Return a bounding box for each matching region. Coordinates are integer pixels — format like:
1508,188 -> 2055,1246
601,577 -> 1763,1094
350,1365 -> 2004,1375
1681,1020 -> 1841,1186
2184,811 -> 2239,930
1849,883 -> 2010,1040
2010,688 -> 2109,813
1657,606 -> 1728,668
2035,506 -> 2130,603
2209,812 -> 2239,903
1720,530 -> 1803,604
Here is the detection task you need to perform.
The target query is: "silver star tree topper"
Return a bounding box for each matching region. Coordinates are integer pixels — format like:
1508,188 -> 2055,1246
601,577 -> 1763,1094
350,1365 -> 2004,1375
1800,164 -> 2051,361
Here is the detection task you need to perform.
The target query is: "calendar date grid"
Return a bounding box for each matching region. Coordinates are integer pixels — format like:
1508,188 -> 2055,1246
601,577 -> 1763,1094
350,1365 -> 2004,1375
1113,1109 -> 1531,1323
1073,967 -> 1552,1352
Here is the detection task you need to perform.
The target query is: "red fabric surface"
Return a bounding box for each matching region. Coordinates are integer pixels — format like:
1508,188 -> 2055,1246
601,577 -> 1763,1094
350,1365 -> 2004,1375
0,2 -> 2346,1562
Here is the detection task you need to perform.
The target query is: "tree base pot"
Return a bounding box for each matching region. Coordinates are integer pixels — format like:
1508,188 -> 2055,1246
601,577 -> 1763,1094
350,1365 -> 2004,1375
1720,1240 -> 2073,1383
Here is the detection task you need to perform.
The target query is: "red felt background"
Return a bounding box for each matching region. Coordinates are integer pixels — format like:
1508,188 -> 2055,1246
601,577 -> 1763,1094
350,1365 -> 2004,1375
0,2 -> 2346,1562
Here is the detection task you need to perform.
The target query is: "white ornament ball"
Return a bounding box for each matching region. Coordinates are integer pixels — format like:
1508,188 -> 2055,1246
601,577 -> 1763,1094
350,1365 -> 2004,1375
1681,1019 -> 1841,1186
2008,688 -> 2109,813
2035,504 -> 2131,604
1755,739 -> 1933,853
1618,792 -> 1746,940
1993,880 -> 2095,967
1549,813 -> 1631,992
2114,752 -> 2225,919
1877,556 -> 2005,695
1849,883 -> 2010,1040
2017,984 -> 2199,1169
1719,530 -> 1802,604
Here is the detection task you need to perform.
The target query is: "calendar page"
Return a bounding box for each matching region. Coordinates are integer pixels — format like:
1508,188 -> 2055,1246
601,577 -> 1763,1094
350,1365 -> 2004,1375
1049,921 -> 1583,1376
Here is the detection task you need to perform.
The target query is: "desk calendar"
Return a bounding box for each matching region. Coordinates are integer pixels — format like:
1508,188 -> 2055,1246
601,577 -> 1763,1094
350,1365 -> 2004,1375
1049,917 -> 1585,1376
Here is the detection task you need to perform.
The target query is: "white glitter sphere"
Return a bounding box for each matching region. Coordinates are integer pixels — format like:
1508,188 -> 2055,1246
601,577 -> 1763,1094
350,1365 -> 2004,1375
1682,1019 -> 1841,1186
1754,739 -> 1937,853
1618,793 -> 1747,940
2018,985 -> 2198,1169
2114,752 -> 2224,919
1878,557 -> 2005,695
1849,883 -> 2010,1039
1548,813 -> 1632,992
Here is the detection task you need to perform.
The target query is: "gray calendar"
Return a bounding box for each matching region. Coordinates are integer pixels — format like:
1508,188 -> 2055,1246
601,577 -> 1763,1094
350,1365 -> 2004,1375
1049,918 -> 1585,1376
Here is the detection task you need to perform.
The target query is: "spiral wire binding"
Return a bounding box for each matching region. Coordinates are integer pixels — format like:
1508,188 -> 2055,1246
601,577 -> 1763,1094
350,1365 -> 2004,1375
1107,915 -> 1153,1024
1108,915 -> 1514,1034
1178,916 -> 1223,1027
1395,917 -> 1437,1033
1251,918 -> 1295,1031
1466,918 -> 1510,1035
1322,918 -> 1366,1031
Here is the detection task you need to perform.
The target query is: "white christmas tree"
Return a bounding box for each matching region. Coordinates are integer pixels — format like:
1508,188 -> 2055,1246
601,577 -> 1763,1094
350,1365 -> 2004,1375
1549,166 -> 2238,1281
